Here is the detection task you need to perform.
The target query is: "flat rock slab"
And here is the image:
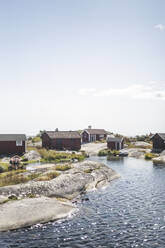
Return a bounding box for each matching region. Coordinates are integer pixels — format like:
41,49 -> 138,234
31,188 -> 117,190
0,196 -> 8,204
0,161 -> 119,200
153,155 -> 165,165
0,197 -> 76,232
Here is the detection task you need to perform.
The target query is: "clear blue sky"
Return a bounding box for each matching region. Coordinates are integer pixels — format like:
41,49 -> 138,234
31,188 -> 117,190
0,0 -> 165,136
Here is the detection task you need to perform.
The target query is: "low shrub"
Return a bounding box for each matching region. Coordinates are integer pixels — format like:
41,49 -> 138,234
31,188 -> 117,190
37,171 -> 60,181
107,150 -> 120,156
55,164 -> 71,171
145,153 -> 158,160
98,149 -> 120,157
38,149 -> 85,163
98,149 -> 108,156
0,170 -> 40,187
84,168 -> 93,173
0,163 -> 9,173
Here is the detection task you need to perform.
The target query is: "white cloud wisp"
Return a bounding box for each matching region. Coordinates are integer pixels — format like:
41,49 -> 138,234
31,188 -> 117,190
78,83 -> 165,100
154,24 -> 165,31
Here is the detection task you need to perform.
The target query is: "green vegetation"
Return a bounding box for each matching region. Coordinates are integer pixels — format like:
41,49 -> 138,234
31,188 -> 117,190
8,195 -> 18,200
0,163 -> 9,173
32,136 -> 41,143
54,164 -> 71,171
38,149 -> 85,163
127,143 -> 152,149
0,170 -> 40,187
98,149 -> 120,157
145,153 -> 158,160
98,149 -> 109,156
84,168 -> 93,173
36,171 -> 60,181
26,193 -> 36,198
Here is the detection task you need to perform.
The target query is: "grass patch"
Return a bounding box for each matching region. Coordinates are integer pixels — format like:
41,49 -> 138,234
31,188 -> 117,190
98,149 -> 120,157
0,170 -> 40,187
127,143 -> 152,149
84,168 -> 93,173
145,153 -> 158,160
36,171 -> 60,181
38,149 -> 85,163
0,163 -> 9,173
98,149 -> 108,156
54,164 -> 71,171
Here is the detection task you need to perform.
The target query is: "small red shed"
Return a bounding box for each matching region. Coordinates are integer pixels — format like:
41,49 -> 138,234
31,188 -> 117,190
41,130 -> 81,151
151,133 -> 165,153
107,136 -> 124,150
0,134 -> 26,155
81,127 -> 107,143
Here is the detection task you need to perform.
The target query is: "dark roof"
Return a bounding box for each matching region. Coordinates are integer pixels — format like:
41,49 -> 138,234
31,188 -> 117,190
44,131 -> 81,139
0,134 -> 26,141
107,136 -> 123,142
83,129 -> 107,135
151,133 -> 165,141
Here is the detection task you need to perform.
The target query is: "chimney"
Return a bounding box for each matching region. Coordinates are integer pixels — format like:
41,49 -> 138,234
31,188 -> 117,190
55,128 -> 59,132
88,125 -> 92,129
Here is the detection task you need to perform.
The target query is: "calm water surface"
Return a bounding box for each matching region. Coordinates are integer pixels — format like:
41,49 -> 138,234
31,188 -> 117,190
0,157 -> 165,248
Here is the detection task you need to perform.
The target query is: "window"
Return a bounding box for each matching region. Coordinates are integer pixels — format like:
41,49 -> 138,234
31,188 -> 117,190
16,140 -> 22,146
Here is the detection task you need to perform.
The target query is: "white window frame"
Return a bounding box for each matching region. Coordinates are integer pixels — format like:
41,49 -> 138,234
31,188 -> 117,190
16,140 -> 23,146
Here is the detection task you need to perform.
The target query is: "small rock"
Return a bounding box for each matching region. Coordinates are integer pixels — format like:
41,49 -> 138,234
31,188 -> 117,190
24,150 -> 41,161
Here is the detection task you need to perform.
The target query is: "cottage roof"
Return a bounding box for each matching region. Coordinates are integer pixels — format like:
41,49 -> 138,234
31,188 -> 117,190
45,131 -> 81,139
84,129 -> 107,135
152,133 -> 165,141
107,136 -> 123,142
0,134 -> 26,141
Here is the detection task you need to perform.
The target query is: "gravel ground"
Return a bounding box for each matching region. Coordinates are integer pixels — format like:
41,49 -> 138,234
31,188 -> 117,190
81,142 -> 107,156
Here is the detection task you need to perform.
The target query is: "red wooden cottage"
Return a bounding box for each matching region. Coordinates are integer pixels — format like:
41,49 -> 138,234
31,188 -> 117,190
0,134 -> 26,155
41,130 -> 81,151
81,127 -> 107,143
107,136 -> 124,150
151,133 -> 165,153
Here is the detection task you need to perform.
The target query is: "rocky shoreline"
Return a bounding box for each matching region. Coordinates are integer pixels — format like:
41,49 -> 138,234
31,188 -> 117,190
0,160 -> 119,232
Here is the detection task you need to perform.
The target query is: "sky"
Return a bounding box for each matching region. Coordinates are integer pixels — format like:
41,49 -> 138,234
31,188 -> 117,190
0,0 -> 165,136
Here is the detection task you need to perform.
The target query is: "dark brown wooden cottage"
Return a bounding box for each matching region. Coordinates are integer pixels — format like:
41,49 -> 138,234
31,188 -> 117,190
107,136 -> 124,150
41,131 -> 81,151
151,133 -> 165,153
0,134 -> 26,156
81,128 -> 107,143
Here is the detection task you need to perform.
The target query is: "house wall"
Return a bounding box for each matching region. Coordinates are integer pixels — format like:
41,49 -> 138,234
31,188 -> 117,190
42,133 -> 51,149
107,141 -> 116,150
0,141 -> 26,155
96,134 -> 107,141
152,134 -> 165,152
42,134 -> 81,151
82,132 -> 107,143
51,138 -> 81,151
81,131 -> 89,143
107,140 -> 124,150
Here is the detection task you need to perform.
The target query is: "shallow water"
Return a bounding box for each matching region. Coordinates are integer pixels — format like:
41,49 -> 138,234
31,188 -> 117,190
0,157 -> 165,248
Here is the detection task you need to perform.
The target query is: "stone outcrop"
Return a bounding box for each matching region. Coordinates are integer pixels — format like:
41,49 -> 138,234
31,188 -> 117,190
0,160 -> 119,231
24,150 -> 41,161
0,161 -> 119,199
153,155 -> 165,165
0,197 -> 75,232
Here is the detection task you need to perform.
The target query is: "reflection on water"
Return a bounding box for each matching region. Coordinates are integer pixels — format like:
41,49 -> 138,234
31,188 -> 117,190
0,157 -> 165,248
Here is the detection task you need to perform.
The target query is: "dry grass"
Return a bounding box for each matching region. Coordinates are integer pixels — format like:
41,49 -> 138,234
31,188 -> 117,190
54,164 -> 71,171
0,170 -> 40,187
36,171 -> 60,181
